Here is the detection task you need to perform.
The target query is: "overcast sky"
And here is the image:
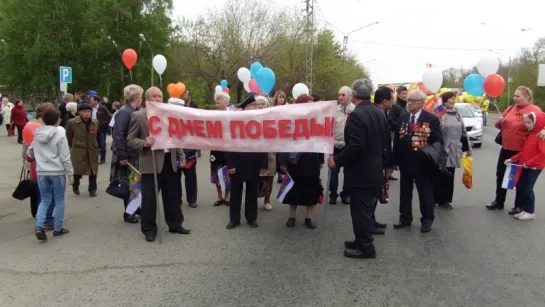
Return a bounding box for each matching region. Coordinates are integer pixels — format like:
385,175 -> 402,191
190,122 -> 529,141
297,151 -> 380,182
173,0 -> 543,85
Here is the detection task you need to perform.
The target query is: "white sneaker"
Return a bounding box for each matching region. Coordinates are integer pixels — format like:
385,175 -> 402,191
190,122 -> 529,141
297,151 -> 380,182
516,212 -> 536,220
264,203 -> 273,211
513,212 -> 523,218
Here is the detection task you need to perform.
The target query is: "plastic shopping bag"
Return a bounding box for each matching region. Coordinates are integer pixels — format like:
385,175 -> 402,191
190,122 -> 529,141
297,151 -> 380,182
461,155 -> 473,189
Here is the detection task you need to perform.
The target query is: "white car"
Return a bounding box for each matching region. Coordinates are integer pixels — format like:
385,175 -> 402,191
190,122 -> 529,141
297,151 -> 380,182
456,103 -> 483,148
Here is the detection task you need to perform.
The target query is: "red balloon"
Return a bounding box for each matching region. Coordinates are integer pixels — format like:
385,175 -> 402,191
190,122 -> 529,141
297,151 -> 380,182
122,48 -> 138,70
483,74 -> 505,97
248,79 -> 260,93
223,87 -> 230,94
23,121 -> 42,145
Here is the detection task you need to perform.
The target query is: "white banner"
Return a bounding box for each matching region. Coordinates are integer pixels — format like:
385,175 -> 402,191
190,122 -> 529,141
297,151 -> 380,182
146,101 -> 337,153
538,64 -> 545,86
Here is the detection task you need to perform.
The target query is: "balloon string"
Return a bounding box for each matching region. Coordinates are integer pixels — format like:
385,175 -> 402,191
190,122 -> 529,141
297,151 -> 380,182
129,70 -> 133,82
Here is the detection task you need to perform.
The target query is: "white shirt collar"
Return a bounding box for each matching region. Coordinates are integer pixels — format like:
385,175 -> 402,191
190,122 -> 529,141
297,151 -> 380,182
410,109 -> 422,122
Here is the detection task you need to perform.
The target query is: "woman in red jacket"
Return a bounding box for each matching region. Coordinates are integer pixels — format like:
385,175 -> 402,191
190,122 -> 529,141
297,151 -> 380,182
11,99 -> 28,144
505,111 -> 545,220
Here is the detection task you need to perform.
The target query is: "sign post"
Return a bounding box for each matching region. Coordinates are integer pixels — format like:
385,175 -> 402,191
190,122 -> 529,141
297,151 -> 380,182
59,66 -> 72,94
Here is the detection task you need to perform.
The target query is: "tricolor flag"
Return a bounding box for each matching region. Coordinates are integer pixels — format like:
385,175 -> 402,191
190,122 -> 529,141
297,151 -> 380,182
125,164 -> 142,215
277,172 -> 295,202
217,166 -> 230,192
182,154 -> 197,169
502,163 -> 523,190
434,98 -> 446,118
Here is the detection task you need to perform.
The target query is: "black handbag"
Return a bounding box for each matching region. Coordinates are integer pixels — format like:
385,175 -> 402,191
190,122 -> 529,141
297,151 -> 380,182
12,166 -> 37,201
106,166 -> 130,199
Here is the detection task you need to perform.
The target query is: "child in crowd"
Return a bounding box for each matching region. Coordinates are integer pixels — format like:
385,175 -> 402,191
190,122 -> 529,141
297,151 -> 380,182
27,108 -> 74,241
505,112 -> 545,220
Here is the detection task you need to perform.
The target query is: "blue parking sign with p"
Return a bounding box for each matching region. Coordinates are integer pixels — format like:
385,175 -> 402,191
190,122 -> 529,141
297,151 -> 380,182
59,66 -> 72,84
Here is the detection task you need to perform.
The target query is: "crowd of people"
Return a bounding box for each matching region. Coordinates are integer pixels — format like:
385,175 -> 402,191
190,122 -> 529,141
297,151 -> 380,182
6,78 -> 545,260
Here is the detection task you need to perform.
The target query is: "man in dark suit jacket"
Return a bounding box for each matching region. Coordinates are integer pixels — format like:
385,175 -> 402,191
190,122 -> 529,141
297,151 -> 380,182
393,90 -> 443,233
386,86 -> 408,180
328,79 -> 389,259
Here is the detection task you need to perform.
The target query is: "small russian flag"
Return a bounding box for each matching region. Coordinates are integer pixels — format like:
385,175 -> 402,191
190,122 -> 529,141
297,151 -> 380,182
217,166 -> 230,192
182,154 -> 197,169
502,163 -> 523,190
277,172 -> 295,202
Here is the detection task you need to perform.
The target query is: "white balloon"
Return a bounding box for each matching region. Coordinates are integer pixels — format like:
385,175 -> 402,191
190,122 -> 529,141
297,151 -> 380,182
243,82 -> 251,93
292,83 -> 309,99
215,85 -> 223,94
422,69 -> 443,93
477,56 -> 499,77
237,67 -> 252,83
152,54 -> 167,75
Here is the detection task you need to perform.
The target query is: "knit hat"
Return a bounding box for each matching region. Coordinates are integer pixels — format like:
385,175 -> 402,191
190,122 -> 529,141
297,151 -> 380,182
77,103 -> 93,111
88,90 -> 98,96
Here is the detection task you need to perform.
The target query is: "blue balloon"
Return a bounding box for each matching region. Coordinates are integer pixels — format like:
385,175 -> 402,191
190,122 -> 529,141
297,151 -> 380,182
220,79 -> 228,90
255,67 -> 276,94
463,74 -> 485,96
250,62 -> 263,78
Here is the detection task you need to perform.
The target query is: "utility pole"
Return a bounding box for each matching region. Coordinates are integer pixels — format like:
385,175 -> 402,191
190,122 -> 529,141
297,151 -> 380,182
304,0 -> 314,94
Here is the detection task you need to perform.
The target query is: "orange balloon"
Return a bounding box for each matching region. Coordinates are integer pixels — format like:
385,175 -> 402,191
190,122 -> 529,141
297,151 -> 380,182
167,83 -> 176,97
23,121 -> 42,145
175,82 -> 186,97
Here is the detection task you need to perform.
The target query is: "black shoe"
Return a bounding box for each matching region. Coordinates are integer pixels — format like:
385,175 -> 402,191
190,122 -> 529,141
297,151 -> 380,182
226,221 -> 240,229
388,175 -> 398,181
213,199 -> 224,207
373,221 -> 387,229
420,224 -> 432,233
393,221 -> 411,229
508,207 -> 522,215
89,190 -> 97,197
169,227 -> 191,234
73,187 -> 80,195
188,202 -> 198,208
486,201 -> 504,210
145,234 -> 156,242
224,200 -> 230,206
304,218 -> 316,229
344,248 -> 376,259
247,220 -> 259,228
53,228 -> 70,237
372,228 -> 385,235
35,226 -> 47,241
286,217 -> 296,227
123,214 -> 139,224
329,198 -> 337,205
341,196 -> 350,205
344,240 -> 357,249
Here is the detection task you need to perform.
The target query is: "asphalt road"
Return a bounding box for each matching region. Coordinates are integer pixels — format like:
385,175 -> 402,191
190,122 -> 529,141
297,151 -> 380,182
1,114 -> 545,307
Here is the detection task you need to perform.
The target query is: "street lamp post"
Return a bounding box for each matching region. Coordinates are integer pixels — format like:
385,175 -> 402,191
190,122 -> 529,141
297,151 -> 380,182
342,21 -> 379,58
139,34 -> 154,88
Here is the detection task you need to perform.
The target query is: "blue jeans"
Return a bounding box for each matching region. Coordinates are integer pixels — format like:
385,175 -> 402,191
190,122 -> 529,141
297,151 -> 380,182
35,188 -> 56,226
35,175 -> 66,231
482,112 -> 488,126
97,132 -> 107,160
515,169 -> 541,214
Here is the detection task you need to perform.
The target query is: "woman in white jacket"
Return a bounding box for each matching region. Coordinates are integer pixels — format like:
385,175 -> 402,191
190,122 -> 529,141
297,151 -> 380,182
1,97 -> 14,135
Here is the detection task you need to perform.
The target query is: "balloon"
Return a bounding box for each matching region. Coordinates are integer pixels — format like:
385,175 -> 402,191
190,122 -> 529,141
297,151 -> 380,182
220,80 -> 228,90
175,82 -> 186,97
248,79 -> 260,93
237,67 -> 251,83
223,87 -> 230,94
477,56 -> 499,77
483,74 -> 506,97
243,82 -> 251,93
292,83 -> 309,99
122,49 -> 137,70
167,83 -> 176,97
463,74 -> 485,97
255,67 -> 276,94
250,62 -> 263,78
23,121 -> 41,145
152,54 -> 167,75
215,85 -> 223,94
421,69 -> 443,93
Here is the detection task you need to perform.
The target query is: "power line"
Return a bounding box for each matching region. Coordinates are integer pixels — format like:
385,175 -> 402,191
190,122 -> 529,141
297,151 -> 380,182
314,1 -> 344,35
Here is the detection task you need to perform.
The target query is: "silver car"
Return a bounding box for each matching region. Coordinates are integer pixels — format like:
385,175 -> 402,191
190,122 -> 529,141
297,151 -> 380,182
456,103 -> 483,148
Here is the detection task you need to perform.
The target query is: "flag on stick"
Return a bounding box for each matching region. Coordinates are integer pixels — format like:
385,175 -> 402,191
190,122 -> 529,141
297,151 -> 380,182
277,172 -> 295,202
502,163 -> 523,190
217,166 -> 230,192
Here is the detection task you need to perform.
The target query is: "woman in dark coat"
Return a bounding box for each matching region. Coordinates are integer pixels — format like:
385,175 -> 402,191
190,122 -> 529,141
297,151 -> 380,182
279,95 -> 324,229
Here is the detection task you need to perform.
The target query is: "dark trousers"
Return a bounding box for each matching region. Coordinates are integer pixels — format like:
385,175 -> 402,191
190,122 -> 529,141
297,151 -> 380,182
329,148 -> 347,199
514,169 -> 541,214
434,167 -> 455,204
97,132 -> 107,160
399,168 -> 435,225
494,148 -> 519,205
73,174 -> 97,192
140,155 -> 183,236
16,124 -> 24,143
229,175 -> 258,223
180,164 -> 197,203
349,188 -> 377,249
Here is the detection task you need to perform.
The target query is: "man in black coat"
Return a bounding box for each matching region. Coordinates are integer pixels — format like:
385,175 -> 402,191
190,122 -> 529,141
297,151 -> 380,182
393,90 -> 443,233
328,79 -> 389,259
386,86 -> 408,180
